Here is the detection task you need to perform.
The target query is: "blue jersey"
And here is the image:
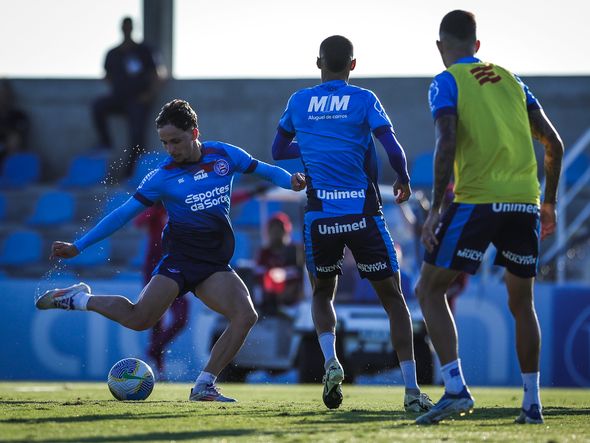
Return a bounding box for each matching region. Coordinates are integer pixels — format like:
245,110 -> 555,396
428,56 -> 541,119
279,80 -> 392,215
134,141 -> 257,263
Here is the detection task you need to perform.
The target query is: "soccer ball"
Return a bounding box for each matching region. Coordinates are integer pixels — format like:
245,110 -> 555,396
107,358 -> 155,401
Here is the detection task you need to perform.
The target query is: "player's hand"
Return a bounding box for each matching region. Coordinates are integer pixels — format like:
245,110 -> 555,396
50,241 -> 80,259
421,209 -> 441,253
393,180 -> 411,204
291,172 -> 306,191
540,203 -> 556,240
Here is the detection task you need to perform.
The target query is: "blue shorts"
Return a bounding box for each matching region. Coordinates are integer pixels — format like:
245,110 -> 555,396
303,212 -> 399,280
153,254 -> 232,296
424,202 -> 540,278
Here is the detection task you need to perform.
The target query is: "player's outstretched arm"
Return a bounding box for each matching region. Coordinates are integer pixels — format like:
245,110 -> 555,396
529,108 -> 564,240
252,160 -> 306,191
421,114 -> 457,252
51,197 -> 147,259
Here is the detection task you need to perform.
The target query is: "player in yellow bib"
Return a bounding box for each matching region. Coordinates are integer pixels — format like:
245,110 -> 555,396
415,10 -> 563,425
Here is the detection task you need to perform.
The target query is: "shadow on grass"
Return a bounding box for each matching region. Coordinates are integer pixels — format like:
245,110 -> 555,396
1,412 -> 193,425
7,429 -> 257,442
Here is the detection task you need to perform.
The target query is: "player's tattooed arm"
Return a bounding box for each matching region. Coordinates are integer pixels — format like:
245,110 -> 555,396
528,108 -> 564,205
431,114 -> 457,211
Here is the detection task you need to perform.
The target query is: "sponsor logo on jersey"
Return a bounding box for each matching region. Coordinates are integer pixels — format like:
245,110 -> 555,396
456,248 -> 484,262
316,189 -> 366,200
193,169 -> 208,181
138,169 -> 158,187
318,217 -> 367,235
307,95 -> 350,113
178,177 -> 185,184
185,184 -> 230,211
357,261 -> 388,273
492,203 -> 539,214
316,260 -> 343,274
214,159 -> 230,176
501,251 -> 536,265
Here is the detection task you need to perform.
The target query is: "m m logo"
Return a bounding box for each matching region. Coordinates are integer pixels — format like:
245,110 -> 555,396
307,95 -> 350,112
470,65 -> 502,85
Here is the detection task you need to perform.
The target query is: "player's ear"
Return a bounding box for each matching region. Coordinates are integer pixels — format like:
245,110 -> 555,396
350,58 -> 356,71
316,57 -> 321,70
474,39 -> 481,53
192,128 -> 199,140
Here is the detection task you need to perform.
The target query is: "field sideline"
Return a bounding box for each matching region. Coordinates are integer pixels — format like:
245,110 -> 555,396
1,382 -> 589,442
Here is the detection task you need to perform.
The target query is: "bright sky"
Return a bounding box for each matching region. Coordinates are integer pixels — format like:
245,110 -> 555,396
1,0 -> 589,78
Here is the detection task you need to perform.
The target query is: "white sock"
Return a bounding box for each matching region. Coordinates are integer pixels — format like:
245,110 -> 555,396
441,359 -> 467,394
522,372 -> 541,410
195,371 -> 216,388
318,332 -> 337,368
399,360 -> 419,393
72,292 -> 91,310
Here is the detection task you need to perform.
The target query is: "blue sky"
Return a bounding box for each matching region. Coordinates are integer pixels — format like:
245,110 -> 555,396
1,0 -> 588,78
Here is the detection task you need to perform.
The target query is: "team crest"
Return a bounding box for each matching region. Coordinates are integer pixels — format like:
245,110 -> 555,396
214,159 -> 230,176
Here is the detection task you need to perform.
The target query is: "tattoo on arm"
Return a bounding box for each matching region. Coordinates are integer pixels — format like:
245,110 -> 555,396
432,115 -> 457,210
529,109 -> 564,204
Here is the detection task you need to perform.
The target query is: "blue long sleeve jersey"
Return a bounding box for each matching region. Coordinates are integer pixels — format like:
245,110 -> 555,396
74,142 -> 293,258
274,80 -> 409,215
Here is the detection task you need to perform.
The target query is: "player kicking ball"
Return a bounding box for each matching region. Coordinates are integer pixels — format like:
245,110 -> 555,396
36,99 -> 306,402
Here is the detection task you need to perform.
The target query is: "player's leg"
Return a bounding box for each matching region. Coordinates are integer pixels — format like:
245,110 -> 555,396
415,203 -> 489,424
347,214 -> 432,411
493,206 -> 543,424
92,94 -> 122,148
189,271 -> 257,402
304,212 -> 346,409
36,275 -> 180,331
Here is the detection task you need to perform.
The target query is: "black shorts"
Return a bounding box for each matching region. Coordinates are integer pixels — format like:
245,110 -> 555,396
303,212 -> 399,280
424,202 -> 540,278
153,255 -> 232,296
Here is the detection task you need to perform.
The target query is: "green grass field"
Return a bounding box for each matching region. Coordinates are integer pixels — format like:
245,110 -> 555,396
0,382 -> 588,442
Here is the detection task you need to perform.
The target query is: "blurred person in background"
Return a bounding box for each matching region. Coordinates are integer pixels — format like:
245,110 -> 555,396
92,16 -> 166,177
0,78 -> 30,167
255,212 -> 304,314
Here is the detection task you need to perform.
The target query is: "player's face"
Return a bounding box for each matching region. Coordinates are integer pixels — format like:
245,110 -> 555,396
158,124 -> 198,162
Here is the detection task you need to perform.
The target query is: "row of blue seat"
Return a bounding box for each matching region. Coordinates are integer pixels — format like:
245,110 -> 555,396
0,151 -> 168,190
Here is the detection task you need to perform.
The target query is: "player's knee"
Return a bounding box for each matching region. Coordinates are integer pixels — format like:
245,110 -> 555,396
126,313 -> 158,331
234,308 -> 258,330
507,294 -> 533,315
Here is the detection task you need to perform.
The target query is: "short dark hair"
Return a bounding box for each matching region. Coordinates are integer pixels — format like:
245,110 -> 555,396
155,99 -> 198,131
319,35 -> 354,73
440,10 -> 476,42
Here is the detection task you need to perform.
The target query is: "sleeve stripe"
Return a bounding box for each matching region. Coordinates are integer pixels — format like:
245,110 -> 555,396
372,125 -> 393,137
133,191 -> 154,207
244,159 -> 259,174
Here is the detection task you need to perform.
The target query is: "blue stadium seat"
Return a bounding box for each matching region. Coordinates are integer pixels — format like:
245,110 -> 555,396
27,190 -> 75,226
0,153 -> 41,188
410,151 -> 434,189
67,240 -> 111,267
0,230 -> 43,266
127,152 -> 168,189
60,155 -> 107,188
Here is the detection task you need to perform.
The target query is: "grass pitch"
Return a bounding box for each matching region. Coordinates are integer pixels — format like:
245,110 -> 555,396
0,382 -> 588,442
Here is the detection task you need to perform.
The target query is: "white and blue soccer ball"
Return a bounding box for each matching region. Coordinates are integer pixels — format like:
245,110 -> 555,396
107,358 -> 155,401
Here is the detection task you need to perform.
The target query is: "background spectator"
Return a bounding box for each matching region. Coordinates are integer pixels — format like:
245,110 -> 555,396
92,16 -> 166,177
0,78 -> 30,167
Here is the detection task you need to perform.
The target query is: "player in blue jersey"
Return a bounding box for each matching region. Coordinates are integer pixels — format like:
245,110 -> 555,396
272,35 -> 433,412
35,99 -> 306,402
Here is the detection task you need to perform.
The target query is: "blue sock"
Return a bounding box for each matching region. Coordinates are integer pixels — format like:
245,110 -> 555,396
522,372 -> 541,410
399,360 -> 419,393
318,332 -> 337,368
440,359 -> 467,394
